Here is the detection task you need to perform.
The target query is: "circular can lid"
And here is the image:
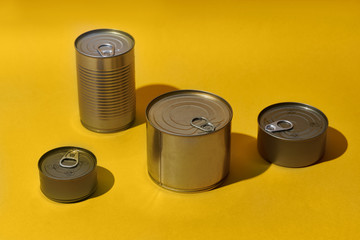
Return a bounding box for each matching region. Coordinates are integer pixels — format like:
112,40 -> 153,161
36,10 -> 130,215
75,29 -> 134,58
146,90 -> 233,136
38,147 -> 97,180
258,102 -> 328,140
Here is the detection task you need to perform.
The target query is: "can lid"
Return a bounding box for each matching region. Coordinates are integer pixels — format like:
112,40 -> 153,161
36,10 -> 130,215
38,147 -> 97,180
75,29 -> 134,58
258,102 -> 328,140
146,90 -> 233,136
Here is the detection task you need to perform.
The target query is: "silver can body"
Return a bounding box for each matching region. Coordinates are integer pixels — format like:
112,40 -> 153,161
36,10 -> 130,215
75,29 -> 135,133
146,90 -> 232,192
257,102 -> 328,167
38,146 -> 97,203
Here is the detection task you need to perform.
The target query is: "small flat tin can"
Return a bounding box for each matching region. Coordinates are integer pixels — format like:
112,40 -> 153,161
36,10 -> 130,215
38,146 -> 97,202
146,90 -> 232,192
257,102 -> 328,167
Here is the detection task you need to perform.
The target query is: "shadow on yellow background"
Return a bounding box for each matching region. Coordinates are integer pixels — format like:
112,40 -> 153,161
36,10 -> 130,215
316,126 -> 348,164
224,133 -> 271,187
90,166 -> 115,199
134,84 -> 179,127
223,126 -> 348,187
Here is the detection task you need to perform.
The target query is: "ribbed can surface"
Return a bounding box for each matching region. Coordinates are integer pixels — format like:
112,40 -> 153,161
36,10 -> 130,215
75,29 -> 135,133
146,90 -> 233,192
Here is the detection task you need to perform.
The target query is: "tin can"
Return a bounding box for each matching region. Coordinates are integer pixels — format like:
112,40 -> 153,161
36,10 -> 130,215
257,102 -> 328,167
38,146 -> 97,202
75,29 -> 135,133
146,90 -> 233,192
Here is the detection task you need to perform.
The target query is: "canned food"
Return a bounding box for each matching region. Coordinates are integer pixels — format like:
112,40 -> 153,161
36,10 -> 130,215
75,29 -> 135,133
38,146 -> 97,202
146,90 -> 232,192
257,102 -> 328,167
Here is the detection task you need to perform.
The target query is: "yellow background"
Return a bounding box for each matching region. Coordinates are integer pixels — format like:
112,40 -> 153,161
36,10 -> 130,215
0,0 -> 359,239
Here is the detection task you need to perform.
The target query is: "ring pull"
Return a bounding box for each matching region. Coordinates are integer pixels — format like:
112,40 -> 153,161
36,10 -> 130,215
59,150 -> 79,168
97,43 -> 115,57
265,120 -> 293,133
190,117 -> 216,133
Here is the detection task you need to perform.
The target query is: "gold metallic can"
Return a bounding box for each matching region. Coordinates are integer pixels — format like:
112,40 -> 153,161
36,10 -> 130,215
75,29 -> 135,132
146,90 -> 233,192
38,146 -> 97,203
257,102 -> 328,167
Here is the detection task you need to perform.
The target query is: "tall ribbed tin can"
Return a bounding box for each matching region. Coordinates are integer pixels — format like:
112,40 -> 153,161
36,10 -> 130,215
146,90 -> 233,192
257,102 -> 328,167
75,29 -> 135,133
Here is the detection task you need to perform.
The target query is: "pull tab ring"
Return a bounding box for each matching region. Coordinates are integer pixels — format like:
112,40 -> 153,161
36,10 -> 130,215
265,120 -> 293,133
190,117 -> 216,132
97,43 -> 115,57
59,150 -> 79,168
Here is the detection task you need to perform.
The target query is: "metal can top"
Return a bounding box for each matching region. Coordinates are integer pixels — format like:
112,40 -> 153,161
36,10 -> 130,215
38,147 -> 97,180
258,102 -> 328,141
146,90 -> 233,136
75,29 -> 134,58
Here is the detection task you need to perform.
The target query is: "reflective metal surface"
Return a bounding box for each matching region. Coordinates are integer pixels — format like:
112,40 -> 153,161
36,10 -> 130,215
75,29 -> 135,133
38,146 -> 97,202
258,102 -> 328,167
265,120 -> 294,133
146,90 -> 232,192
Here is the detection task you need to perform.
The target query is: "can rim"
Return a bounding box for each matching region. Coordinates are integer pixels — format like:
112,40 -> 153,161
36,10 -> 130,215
40,184 -> 97,203
38,146 -> 97,180
148,171 -> 228,193
145,89 -> 233,137
74,29 -> 135,58
257,102 -> 329,141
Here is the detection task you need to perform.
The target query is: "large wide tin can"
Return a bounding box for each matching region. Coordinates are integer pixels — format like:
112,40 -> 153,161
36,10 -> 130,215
146,90 -> 233,192
38,146 -> 97,203
257,102 -> 328,167
75,29 -> 135,133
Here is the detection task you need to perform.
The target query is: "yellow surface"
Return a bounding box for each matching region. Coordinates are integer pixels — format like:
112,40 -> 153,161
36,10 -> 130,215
0,0 -> 359,239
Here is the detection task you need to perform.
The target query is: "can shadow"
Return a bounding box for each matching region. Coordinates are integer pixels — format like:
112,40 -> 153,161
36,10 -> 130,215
133,84 -> 179,127
222,133 -> 271,187
315,126 -> 348,164
90,166 -> 115,199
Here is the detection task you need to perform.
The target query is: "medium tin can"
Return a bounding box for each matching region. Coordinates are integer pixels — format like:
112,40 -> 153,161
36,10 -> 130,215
146,90 -> 233,192
257,102 -> 328,167
38,146 -> 97,202
75,29 -> 135,133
